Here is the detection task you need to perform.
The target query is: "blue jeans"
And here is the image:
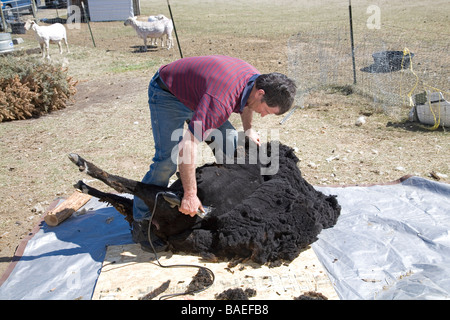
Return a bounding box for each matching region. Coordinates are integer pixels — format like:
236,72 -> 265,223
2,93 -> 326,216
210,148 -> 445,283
133,72 -> 238,221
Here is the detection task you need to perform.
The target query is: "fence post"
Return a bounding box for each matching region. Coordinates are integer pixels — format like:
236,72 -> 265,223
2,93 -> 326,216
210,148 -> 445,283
167,0 -> 183,59
81,1 -> 96,47
132,0 -> 140,16
0,6 -> 6,31
31,0 -> 37,18
349,0 -> 357,85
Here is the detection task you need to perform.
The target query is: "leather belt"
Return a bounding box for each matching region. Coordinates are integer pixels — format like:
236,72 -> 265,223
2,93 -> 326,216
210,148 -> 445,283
156,76 -> 172,94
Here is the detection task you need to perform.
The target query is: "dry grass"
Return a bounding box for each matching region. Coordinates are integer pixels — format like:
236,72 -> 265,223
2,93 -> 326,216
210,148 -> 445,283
0,0 -> 448,277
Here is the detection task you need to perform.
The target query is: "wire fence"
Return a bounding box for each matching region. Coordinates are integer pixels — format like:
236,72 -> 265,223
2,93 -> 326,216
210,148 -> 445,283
5,0 -> 448,123
0,0 -> 36,31
287,4 -> 450,120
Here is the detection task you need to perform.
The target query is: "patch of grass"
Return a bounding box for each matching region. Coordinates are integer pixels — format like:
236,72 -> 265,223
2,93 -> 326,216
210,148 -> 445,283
108,60 -> 160,74
325,85 -> 355,96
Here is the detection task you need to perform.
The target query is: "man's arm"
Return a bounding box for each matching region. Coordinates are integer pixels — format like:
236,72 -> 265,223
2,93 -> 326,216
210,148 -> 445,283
240,107 -> 261,146
178,129 -> 204,217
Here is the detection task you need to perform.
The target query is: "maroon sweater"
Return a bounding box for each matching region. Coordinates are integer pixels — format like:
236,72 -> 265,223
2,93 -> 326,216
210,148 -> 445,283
159,55 -> 260,140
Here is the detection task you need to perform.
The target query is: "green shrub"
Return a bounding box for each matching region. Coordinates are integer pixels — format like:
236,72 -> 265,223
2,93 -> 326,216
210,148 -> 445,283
0,54 -> 77,122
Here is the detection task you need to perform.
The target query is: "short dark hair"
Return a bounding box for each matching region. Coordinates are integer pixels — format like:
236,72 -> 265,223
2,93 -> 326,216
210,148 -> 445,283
255,73 -> 297,114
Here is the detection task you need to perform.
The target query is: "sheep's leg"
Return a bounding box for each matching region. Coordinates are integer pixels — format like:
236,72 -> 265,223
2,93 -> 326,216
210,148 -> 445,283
57,41 -> 63,54
68,153 -> 173,225
143,37 -> 148,52
39,42 -> 45,59
74,180 -> 134,224
64,37 -> 70,53
167,35 -> 173,49
44,41 -> 50,60
68,153 -> 138,195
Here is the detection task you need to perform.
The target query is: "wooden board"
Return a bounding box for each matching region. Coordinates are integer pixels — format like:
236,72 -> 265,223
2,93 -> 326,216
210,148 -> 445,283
92,244 -> 339,300
44,191 -> 92,227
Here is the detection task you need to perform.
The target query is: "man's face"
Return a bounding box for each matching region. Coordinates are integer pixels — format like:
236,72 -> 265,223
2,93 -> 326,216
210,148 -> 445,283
246,88 -> 280,117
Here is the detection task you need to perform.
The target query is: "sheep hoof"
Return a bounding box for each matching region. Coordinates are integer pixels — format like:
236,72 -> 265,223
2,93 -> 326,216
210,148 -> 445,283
74,180 -> 89,193
68,153 -> 86,172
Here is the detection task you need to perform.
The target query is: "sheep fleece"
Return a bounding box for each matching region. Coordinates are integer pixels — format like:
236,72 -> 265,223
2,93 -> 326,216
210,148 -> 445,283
160,143 -> 341,264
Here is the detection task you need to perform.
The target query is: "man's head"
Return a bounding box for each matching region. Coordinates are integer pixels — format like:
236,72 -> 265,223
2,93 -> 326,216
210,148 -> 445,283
255,73 -> 297,115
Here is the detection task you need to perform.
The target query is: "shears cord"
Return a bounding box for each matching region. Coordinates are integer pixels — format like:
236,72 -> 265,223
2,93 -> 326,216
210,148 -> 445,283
147,192 -> 215,300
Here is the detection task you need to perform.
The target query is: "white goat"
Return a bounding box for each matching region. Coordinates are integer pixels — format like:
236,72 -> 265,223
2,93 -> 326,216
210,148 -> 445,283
124,16 -> 173,51
24,20 -> 69,60
147,14 -> 174,48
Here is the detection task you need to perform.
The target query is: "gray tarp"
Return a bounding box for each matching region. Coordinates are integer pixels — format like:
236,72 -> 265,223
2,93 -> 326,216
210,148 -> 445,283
314,176 -> 450,299
0,197 -> 133,300
0,176 -> 449,299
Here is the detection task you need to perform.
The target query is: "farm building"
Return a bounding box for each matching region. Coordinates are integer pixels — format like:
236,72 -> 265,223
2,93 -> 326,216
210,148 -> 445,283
68,0 -> 140,22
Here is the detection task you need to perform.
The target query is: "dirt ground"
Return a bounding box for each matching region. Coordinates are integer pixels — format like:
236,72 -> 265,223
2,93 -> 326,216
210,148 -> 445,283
1,1 -> 449,279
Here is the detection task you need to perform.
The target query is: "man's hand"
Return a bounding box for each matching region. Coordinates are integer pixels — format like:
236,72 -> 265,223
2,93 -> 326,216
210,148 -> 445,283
241,106 -> 261,146
179,193 -> 204,217
245,128 -> 261,146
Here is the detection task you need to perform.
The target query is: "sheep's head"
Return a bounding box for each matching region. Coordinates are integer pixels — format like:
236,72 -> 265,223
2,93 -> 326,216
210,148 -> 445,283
124,16 -> 136,26
24,20 -> 36,30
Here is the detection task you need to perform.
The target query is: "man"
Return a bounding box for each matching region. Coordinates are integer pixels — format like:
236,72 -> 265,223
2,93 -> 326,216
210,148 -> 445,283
132,55 -> 297,251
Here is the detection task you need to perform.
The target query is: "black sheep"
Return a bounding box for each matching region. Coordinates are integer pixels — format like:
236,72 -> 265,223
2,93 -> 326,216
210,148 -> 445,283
68,141 -> 340,264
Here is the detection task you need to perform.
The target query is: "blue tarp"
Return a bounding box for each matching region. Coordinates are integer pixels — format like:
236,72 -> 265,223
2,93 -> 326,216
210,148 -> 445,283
0,197 -> 133,300
1,176 -> 449,299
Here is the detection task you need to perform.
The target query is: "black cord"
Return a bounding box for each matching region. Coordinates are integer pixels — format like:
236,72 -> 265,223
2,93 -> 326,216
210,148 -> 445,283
147,192 -> 215,300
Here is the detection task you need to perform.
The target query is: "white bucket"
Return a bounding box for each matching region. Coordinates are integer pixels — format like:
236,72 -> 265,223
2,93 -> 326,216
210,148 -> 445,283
0,32 -> 14,54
